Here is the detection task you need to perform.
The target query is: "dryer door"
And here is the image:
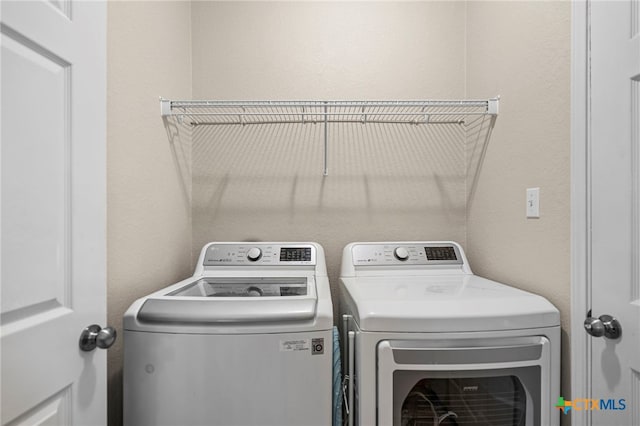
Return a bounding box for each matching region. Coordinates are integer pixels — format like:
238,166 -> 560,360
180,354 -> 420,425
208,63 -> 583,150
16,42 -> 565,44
377,337 -> 552,426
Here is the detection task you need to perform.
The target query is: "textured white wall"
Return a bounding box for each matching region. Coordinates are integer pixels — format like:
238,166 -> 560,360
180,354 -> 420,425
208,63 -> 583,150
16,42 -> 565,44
190,1 -> 468,302
465,0 -> 571,403
107,2 -> 192,425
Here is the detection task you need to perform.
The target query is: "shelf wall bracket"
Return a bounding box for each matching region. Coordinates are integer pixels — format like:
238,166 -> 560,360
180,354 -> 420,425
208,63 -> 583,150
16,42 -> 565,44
488,97 -> 500,115
160,97 -> 171,117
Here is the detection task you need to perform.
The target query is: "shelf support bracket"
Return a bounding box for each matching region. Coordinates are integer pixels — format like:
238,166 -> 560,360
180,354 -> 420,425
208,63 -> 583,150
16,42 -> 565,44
488,97 -> 500,115
323,102 -> 328,176
160,97 -> 171,117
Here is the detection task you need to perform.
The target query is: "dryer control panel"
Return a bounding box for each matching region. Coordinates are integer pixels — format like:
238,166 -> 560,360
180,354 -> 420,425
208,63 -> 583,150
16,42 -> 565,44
203,243 -> 317,266
351,243 -> 463,266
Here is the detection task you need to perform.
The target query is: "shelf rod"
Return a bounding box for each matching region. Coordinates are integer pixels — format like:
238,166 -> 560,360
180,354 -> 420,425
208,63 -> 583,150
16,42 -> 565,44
188,119 -> 465,126
167,101 -> 491,108
169,111 -> 488,118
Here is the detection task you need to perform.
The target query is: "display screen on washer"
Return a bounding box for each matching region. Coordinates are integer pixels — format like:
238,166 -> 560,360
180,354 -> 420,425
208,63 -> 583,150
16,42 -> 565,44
424,246 -> 457,261
167,277 -> 308,297
280,247 -> 312,262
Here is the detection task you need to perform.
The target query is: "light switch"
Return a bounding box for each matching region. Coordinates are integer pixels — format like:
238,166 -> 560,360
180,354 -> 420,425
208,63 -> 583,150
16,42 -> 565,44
527,187 -> 540,218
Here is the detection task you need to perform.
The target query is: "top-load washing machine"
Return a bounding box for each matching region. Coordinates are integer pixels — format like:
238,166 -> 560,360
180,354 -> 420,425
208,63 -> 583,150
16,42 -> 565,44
339,241 -> 560,426
124,242 -> 333,426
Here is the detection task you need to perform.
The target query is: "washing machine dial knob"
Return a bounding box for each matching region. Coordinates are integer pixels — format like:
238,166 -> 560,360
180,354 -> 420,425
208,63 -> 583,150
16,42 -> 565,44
394,247 -> 410,261
247,247 -> 262,261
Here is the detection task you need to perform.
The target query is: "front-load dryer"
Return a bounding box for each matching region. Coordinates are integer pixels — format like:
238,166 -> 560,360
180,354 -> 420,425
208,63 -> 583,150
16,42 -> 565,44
339,241 -> 560,426
124,242 -> 333,426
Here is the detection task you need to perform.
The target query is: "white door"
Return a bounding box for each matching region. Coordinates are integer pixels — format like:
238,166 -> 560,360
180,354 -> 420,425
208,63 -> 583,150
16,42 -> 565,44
588,0 -> 640,424
1,1 -> 107,425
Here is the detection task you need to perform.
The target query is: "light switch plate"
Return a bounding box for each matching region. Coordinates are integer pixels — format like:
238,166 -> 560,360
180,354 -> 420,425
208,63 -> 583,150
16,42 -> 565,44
527,187 -> 540,218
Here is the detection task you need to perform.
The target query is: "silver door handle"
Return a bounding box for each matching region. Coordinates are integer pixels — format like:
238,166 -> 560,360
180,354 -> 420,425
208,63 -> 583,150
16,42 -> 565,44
79,324 -> 117,351
584,314 -> 621,339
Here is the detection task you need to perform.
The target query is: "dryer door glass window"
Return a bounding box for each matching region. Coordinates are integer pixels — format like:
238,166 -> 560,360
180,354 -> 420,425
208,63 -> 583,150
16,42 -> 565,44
399,376 -> 527,426
393,367 -> 540,426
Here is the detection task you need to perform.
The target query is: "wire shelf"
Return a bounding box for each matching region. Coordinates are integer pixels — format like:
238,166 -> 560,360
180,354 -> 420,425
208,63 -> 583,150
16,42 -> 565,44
160,97 -> 499,175
161,98 -> 498,126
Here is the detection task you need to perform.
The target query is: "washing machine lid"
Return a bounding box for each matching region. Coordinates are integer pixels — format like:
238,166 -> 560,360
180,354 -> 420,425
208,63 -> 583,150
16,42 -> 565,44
341,274 -> 559,332
169,277 -> 309,297
137,277 -> 317,324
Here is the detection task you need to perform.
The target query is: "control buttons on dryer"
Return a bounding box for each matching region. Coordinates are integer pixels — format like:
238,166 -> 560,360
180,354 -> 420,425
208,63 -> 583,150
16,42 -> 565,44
247,247 -> 263,261
394,247 -> 409,261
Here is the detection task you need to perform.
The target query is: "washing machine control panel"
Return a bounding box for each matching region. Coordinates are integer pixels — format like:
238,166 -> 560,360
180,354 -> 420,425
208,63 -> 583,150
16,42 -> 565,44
203,244 -> 316,266
352,243 -> 463,266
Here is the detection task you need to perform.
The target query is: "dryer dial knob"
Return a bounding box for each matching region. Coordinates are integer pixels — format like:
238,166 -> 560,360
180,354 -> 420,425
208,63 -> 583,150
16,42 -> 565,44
394,247 -> 409,261
247,247 -> 262,261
